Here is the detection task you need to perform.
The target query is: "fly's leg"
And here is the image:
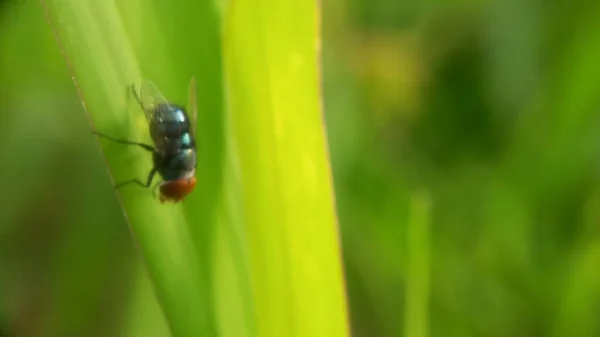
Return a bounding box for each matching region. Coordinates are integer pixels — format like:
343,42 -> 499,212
94,131 -> 158,192
115,167 -> 157,190
131,83 -> 150,113
92,131 -> 155,152
131,83 -> 142,106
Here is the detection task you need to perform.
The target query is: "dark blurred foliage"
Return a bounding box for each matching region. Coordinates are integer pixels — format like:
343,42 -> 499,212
0,1 -> 137,336
324,0 -> 600,336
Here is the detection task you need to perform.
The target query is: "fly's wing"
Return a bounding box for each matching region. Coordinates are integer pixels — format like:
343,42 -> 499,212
187,77 -> 197,134
138,80 -> 171,123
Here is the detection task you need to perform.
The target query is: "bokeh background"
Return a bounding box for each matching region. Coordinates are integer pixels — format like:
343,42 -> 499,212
2,0 -> 600,336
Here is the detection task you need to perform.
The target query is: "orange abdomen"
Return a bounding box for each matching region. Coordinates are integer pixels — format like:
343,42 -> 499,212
159,177 -> 197,203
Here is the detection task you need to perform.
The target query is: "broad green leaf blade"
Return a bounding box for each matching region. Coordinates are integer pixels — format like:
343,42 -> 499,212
224,1 -> 350,336
41,1 -> 215,336
120,264 -> 171,337
213,155 -> 257,337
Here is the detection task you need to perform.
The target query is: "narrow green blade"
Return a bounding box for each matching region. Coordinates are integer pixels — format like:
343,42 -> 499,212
224,1 -> 350,336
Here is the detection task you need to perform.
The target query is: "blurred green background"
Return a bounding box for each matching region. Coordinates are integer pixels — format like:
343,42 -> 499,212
2,0 -> 600,336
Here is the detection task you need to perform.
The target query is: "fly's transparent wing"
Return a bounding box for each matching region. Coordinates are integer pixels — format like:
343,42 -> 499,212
137,80 -> 171,123
187,77 -> 197,134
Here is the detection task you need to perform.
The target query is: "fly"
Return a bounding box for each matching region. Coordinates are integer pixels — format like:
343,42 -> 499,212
94,78 -> 198,203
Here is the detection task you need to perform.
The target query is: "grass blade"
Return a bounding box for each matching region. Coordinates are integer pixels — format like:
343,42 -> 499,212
404,191 -> 432,337
41,0 -> 216,335
224,1 -> 350,336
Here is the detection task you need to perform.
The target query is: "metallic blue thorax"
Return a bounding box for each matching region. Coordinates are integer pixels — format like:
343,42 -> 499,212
149,103 -> 196,181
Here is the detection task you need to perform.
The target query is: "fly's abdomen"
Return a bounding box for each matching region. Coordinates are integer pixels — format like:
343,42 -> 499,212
155,149 -> 197,181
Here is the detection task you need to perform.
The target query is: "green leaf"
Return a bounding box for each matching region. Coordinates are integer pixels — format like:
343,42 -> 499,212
223,1 -> 350,336
40,0 -> 251,336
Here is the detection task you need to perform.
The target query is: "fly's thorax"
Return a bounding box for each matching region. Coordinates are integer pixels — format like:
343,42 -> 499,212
149,104 -> 193,152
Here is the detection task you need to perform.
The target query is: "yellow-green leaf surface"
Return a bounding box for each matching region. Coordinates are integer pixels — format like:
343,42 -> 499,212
224,1 -> 350,336
40,0 -> 255,336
